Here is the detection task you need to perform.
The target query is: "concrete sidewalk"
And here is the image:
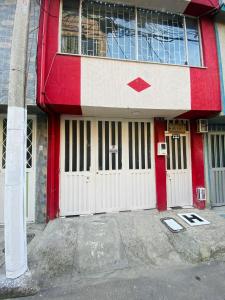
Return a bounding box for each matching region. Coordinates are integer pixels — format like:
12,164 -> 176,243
26,209 -> 225,289
0,223 -> 45,269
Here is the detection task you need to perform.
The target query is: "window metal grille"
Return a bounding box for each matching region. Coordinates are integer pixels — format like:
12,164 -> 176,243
210,134 -> 225,169
81,1 -> 136,59
1,119 -> 33,169
26,119 -> 33,168
61,0 -> 80,54
2,119 -> 7,169
61,0 -> 202,67
137,10 -> 185,65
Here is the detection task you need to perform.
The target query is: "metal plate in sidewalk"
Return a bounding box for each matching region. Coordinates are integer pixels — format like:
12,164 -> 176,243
178,213 -> 210,226
161,217 -> 186,233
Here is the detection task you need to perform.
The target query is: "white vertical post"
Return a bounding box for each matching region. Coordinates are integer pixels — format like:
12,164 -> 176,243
4,0 -> 30,279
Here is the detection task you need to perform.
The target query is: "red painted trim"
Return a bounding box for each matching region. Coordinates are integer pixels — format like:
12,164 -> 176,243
190,121 -> 205,209
180,17 -> 221,119
37,0 -> 49,110
184,0 -> 219,16
154,119 -> 167,211
37,0 -> 82,114
47,113 -> 60,220
191,17 -> 221,111
44,55 -> 81,111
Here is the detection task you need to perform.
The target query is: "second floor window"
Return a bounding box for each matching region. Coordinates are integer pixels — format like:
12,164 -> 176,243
61,0 -> 202,67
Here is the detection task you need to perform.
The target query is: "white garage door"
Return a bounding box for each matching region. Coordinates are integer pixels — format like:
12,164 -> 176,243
60,117 -> 156,216
0,116 -> 36,224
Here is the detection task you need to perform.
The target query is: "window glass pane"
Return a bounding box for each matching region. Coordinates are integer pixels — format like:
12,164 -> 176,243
182,136 -> 187,169
111,121 -> 116,170
87,121 -> 91,171
65,120 -> 70,172
147,123 -> 151,169
105,121 -> 109,170
61,0 -> 80,54
98,121 -> 103,170
177,138 -> 181,169
82,0 -> 135,59
135,122 -> 139,169
72,120 -> 77,171
222,135 -> 225,168
166,136 -> 170,170
137,9 -> 186,65
129,122 -> 133,169
118,122 -> 122,170
141,122 -> 145,169
211,135 -> 215,168
79,121 -> 84,171
172,138 -> 176,169
186,18 -> 201,66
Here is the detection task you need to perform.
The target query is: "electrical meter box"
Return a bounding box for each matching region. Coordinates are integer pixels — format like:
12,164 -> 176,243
157,142 -> 167,156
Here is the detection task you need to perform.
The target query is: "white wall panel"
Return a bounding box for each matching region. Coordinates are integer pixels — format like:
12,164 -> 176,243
81,57 -> 191,117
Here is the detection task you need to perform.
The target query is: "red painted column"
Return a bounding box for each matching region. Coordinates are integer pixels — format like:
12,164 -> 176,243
154,119 -> 167,211
47,113 -> 60,220
190,120 -> 205,209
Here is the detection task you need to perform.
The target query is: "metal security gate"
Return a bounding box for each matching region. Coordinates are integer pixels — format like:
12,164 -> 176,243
166,132 -> 192,208
0,116 -> 36,224
208,133 -> 225,206
60,117 -> 156,216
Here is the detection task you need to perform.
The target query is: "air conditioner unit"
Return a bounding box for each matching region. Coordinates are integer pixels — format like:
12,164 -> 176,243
197,119 -> 208,133
197,187 -> 206,201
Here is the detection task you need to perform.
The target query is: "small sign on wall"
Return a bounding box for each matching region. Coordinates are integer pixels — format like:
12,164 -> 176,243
168,122 -> 187,134
178,213 -> 210,226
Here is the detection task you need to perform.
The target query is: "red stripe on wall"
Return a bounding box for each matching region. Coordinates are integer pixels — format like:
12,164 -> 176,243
47,113 -> 61,220
37,0 -> 82,114
38,0 -> 82,220
191,17 -> 221,111
44,54 -> 82,113
190,121 -> 205,209
180,16 -> 221,119
154,119 -> 167,211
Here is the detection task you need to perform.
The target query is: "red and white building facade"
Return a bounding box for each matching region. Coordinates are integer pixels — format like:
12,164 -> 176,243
37,0 -> 221,220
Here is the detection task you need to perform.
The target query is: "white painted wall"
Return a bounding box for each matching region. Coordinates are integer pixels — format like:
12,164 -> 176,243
81,57 -> 191,118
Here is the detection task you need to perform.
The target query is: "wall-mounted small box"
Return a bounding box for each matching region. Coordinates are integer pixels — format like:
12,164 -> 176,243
157,142 -> 167,156
197,187 -> 206,201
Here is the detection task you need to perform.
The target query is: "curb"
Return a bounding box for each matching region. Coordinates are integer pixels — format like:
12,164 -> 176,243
0,271 -> 39,299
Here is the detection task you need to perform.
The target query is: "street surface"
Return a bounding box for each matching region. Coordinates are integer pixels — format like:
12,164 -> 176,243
22,261 -> 225,300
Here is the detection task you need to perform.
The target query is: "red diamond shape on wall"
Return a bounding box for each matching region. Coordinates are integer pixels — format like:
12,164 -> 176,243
127,77 -> 151,92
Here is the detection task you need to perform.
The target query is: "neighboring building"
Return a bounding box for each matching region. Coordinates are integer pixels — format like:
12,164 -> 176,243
204,0 -> 225,209
0,0 -> 47,224
37,0 -> 222,220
